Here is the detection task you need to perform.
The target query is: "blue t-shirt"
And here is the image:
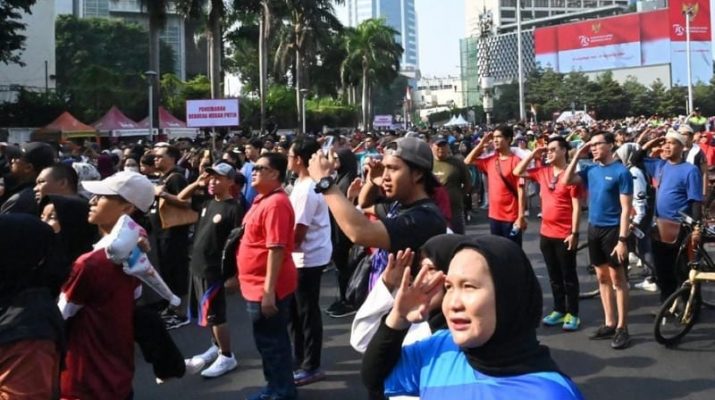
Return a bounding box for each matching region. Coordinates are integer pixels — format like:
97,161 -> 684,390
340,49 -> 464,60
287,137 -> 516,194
385,330 -> 584,400
240,161 -> 258,209
643,159 -> 703,221
578,162 -> 633,227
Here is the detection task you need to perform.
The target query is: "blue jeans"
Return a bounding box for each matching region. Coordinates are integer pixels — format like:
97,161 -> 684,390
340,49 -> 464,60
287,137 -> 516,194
489,218 -> 522,247
246,297 -> 297,400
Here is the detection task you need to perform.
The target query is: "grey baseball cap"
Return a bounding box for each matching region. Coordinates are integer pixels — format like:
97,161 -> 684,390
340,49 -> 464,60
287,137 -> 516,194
385,137 -> 433,170
205,161 -> 237,179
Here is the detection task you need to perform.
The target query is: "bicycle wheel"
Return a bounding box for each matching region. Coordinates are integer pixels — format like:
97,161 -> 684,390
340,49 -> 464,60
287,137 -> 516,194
654,285 -> 701,346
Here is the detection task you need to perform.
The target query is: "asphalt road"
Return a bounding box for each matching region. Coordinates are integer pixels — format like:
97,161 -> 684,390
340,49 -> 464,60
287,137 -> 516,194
133,210 -> 715,399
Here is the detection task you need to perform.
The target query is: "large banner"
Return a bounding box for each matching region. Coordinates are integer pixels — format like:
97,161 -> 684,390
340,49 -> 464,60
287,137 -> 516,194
534,3 -> 712,86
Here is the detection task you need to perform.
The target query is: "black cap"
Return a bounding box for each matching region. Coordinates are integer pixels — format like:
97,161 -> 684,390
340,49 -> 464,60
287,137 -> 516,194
11,142 -> 56,172
432,135 -> 448,145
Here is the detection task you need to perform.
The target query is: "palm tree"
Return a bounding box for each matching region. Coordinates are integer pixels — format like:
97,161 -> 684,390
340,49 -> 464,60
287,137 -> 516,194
273,0 -> 343,132
175,0 -> 228,99
340,19 -> 402,130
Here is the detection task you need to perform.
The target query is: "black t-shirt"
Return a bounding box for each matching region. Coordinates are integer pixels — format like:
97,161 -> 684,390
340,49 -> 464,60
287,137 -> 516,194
190,198 -> 244,280
376,198 -> 447,254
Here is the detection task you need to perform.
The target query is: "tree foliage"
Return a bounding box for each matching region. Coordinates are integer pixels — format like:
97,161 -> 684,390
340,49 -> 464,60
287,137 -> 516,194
0,0 -> 37,65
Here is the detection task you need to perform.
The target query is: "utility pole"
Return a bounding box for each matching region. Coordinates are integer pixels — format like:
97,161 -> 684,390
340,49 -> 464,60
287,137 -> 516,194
517,0 -> 526,121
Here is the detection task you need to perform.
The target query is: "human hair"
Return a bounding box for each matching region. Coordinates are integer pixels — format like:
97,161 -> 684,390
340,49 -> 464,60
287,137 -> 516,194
547,136 -> 571,162
597,131 -> 616,145
163,145 -> 181,163
46,162 -> 79,193
259,152 -> 288,182
494,125 -> 514,141
140,153 -> 155,167
248,139 -> 263,150
290,136 -> 320,165
403,159 -> 437,196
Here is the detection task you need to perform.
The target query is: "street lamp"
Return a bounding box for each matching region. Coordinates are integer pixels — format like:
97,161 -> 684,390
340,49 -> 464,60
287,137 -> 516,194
145,70 -> 157,139
300,88 -> 309,134
478,8 -> 494,125
684,6 -> 695,114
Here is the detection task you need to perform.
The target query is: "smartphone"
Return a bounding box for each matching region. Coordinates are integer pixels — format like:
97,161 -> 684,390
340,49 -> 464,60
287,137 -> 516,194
322,136 -> 334,155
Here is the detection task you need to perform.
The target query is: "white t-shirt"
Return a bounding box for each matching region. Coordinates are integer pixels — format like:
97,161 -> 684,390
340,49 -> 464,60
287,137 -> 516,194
289,177 -> 333,268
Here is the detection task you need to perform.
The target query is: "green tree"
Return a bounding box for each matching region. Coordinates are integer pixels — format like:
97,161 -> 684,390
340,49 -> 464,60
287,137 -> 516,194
0,0 -> 37,65
160,73 -> 211,119
340,19 -> 403,130
590,71 -> 628,119
622,77 -> 653,117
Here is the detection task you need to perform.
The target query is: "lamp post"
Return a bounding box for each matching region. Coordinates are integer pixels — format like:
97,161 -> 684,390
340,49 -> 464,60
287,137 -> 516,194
300,88 -> 308,134
684,6 -> 695,114
516,0 -> 525,121
145,70 -> 157,139
478,8 -> 494,125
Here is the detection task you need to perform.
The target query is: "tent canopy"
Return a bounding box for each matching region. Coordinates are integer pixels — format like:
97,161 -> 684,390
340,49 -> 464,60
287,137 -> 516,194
138,106 -> 187,129
32,111 -> 97,141
556,111 -> 594,124
444,114 -> 469,127
93,106 -> 140,131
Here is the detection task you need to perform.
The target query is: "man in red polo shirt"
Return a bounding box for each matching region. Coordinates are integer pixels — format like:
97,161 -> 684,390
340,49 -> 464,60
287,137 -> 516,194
464,125 -> 527,246
237,152 -> 298,400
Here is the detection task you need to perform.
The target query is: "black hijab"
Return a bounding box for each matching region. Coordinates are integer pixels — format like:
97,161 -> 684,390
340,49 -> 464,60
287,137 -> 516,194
0,214 -> 55,297
443,234 -> 562,377
40,195 -> 98,263
419,234 -> 471,332
335,148 -> 358,193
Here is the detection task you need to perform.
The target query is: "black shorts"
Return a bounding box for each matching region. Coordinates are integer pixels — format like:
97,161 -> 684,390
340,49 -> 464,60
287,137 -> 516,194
587,224 -> 626,268
188,275 -> 227,327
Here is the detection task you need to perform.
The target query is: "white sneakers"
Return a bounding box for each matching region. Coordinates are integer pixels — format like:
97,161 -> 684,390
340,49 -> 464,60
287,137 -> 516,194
634,277 -> 658,292
201,354 -> 238,378
184,345 -> 237,378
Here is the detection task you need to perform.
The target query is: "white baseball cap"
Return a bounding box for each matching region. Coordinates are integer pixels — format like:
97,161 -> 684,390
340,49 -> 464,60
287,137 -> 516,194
81,171 -> 155,212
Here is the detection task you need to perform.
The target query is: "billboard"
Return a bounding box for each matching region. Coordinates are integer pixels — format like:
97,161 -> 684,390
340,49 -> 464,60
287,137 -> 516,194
186,99 -> 240,128
535,0 -> 712,86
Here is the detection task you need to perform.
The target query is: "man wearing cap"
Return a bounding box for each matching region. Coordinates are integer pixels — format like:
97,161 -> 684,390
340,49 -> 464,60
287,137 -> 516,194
307,136 -> 447,293
0,142 -> 56,215
58,171 -> 155,400
679,124 -> 709,199
178,161 -> 244,379
687,107 -> 707,133
431,134 -> 472,234
638,129 -> 703,303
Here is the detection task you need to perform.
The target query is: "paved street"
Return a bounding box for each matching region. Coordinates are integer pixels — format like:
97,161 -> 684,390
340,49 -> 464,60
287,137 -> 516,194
134,210 -> 715,399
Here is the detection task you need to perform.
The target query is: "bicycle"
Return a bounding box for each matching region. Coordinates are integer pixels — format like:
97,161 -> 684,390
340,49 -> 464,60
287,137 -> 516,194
653,212 -> 715,346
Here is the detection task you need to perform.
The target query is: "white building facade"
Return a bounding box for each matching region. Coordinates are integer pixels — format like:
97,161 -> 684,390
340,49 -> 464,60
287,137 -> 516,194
415,76 -> 464,109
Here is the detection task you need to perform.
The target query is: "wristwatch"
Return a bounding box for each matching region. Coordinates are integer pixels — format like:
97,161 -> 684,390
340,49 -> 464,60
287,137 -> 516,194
618,236 -> 628,243
314,176 -> 335,194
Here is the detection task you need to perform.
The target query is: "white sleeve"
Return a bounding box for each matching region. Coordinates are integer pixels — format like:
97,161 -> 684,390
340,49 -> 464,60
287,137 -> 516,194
57,293 -> 83,320
631,167 -> 648,225
350,279 -> 396,353
291,182 -> 319,227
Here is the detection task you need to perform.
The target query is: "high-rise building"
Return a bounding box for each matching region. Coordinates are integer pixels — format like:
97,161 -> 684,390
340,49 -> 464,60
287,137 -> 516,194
343,0 -> 419,72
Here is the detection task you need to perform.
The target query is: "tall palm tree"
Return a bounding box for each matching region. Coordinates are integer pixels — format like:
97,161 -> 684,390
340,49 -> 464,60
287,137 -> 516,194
274,0 -> 343,132
340,19 -> 402,130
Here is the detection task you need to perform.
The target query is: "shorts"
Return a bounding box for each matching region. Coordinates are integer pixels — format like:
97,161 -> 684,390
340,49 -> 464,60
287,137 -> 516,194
188,275 -> 227,327
587,224 -> 625,268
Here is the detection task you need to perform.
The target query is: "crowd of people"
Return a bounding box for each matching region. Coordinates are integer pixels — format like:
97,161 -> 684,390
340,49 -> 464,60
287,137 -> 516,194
0,108 -> 712,399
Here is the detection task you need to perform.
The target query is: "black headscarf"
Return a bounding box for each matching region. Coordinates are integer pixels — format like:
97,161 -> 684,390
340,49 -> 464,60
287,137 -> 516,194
40,195 -> 98,263
443,234 -> 562,377
335,148 -> 358,194
419,234 -> 471,332
0,214 -> 55,297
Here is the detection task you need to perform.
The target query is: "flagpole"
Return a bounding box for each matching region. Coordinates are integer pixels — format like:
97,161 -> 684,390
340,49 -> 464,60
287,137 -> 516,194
517,0 -> 526,121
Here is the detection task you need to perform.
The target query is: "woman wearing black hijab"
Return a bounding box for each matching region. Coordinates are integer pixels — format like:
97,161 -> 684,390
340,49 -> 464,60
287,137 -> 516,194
362,234 -> 584,399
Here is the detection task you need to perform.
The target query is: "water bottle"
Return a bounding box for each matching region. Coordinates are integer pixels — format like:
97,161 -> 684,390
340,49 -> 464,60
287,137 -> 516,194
632,226 -> 645,239
509,223 -> 521,237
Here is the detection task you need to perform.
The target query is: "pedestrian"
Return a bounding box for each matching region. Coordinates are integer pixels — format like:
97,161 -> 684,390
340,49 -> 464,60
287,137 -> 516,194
237,152 -> 298,400
180,161 -> 244,378
287,137 -> 333,386
0,142 -> 56,215
240,139 -> 263,209
361,235 -> 584,399
58,171 -> 155,399
431,135 -> 472,234
563,132 -> 633,349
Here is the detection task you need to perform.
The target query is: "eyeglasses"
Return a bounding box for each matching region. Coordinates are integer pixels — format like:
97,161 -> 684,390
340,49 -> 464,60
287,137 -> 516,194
252,164 -> 273,173
590,141 -> 608,147
546,147 -> 559,152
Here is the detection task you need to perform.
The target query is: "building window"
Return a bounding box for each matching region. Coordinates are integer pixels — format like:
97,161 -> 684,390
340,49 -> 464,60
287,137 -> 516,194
502,0 -> 516,7
501,10 -> 515,19
534,0 -> 549,6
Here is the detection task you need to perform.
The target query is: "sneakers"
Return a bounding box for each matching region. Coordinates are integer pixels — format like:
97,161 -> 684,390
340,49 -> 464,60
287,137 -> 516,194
165,314 -> 190,330
293,368 -> 326,386
634,277 -> 658,292
562,313 -> 581,331
611,328 -> 631,349
326,300 -> 357,318
201,353 -> 238,378
589,324 -> 616,340
542,311 -> 566,326
185,344 -> 220,375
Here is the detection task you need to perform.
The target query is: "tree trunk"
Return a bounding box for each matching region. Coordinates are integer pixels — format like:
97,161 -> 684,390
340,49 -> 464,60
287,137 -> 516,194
208,2 -> 222,99
149,20 -> 161,134
295,48 -> 302,133
362,64 -> 369,131
259,2 -> 268,134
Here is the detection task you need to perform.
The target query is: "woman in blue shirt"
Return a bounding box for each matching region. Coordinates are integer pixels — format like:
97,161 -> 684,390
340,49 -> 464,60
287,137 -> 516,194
362,234 -> 583,400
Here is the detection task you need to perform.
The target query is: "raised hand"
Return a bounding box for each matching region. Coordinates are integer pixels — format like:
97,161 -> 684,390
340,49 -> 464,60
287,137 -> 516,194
387,264 -> 445,330
382,249 -> 414,292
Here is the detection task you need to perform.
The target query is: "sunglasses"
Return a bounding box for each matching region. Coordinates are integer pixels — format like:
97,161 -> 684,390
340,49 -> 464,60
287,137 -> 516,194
252,164 -> 273,173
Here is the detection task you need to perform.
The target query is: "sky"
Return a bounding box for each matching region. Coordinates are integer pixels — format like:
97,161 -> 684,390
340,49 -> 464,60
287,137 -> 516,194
334,0 -> 466,78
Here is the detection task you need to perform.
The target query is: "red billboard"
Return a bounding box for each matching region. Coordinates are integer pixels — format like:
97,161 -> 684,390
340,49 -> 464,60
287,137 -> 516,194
669,0 -> 711,42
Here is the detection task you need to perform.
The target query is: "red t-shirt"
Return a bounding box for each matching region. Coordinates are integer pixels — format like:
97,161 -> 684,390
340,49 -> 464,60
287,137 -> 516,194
473,153 -> 522,222
699,133 -> 715,167
60,248 -> 139,400
528,166 -> 582,239
237,189 -> 297,302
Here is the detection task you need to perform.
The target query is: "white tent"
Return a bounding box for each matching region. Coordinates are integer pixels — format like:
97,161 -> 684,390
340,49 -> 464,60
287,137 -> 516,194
444,114 -> 469,127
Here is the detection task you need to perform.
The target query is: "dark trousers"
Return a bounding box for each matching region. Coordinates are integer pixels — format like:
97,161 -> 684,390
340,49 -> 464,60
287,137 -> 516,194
489,218 -> 522,247
246,297 -> 297,399
653,239 -> 688,303
332,241 -> 352,301
290,266 -> 326,371
540,235 -> 579,315
134,305 -> 185,380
